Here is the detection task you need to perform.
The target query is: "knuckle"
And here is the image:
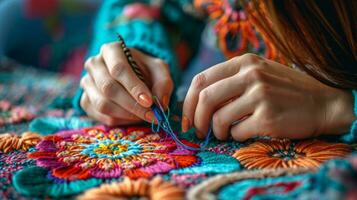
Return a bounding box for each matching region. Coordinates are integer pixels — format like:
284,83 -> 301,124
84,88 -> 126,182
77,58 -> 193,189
241,53 -> 261,63
212,113 -> 227,129
80,75 -> 90,87
244,67 -> 265,82
109,63 -> 125,78
192,73 -> 207,89
100,79 -> 117,97
84,57 -> 95,70
198,89 -> 211,105
100,43 -> 116,54
95,99 -> 110,114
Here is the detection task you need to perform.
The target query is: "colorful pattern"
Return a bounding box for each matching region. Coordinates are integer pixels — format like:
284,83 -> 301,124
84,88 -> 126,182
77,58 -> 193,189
0,150 -> 36,200
0,101 -> 34,127
0,132 -> 41,153
78,176 -> 184,200
28,126 -> 199,180
233,139 -> 351,169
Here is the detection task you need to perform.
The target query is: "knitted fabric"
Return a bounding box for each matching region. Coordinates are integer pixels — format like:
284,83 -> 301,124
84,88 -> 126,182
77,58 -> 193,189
11,120 -> 357,199
340,90 -> 357,143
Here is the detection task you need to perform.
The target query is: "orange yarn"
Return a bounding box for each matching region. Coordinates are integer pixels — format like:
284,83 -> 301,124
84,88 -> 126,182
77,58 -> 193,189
233,139 -> 351,169
0,132 -> 41,153
77,176 -> 185,200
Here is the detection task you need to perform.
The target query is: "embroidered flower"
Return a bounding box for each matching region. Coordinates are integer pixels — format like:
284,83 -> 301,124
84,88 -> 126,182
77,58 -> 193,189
29,126 -> 199,180
233,139 -> 351,169
78,176 -> 184,200
0,132 -> 42,153
0,101 -> 35,126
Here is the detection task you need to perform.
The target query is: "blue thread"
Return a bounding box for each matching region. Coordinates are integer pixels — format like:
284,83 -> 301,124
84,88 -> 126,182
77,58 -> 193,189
80,139 -> 142,159
150,97 -> 212,151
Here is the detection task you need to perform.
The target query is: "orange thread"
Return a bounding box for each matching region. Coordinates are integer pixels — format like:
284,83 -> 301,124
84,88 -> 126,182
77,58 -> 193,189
77,176 -> 185,200
233,139 -> 351,170
0,132 -> 41,153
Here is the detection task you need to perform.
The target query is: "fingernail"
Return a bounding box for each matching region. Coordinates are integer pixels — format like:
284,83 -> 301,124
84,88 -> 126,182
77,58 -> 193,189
162,95 -> 169,109
138,93 -> 152,107
182,116 -> 190,133
145,111 -> 155,122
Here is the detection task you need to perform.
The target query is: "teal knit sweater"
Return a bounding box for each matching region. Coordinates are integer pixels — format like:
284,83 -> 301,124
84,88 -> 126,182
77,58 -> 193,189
72,0 -> 204,114
72,0 -> 357,143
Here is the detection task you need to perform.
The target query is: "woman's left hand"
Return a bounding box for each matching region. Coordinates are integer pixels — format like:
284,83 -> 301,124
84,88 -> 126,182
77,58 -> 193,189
182,54 -> 355,141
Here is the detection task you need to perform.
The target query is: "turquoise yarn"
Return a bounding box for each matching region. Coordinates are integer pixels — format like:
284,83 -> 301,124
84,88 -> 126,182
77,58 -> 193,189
13,167 -> 102,198
29,117 -> 94,135
340,90 -> 357,143
170,151 -> 241,174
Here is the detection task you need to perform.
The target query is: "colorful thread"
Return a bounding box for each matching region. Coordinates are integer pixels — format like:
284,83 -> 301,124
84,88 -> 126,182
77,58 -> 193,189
0,101 -> 35,127
77,176 -> 185,200
233,139 -> 351,169
0,132 -> 41,153
117,34 -> 212,151
28,126 -> 199,180
187,167 -> 310,200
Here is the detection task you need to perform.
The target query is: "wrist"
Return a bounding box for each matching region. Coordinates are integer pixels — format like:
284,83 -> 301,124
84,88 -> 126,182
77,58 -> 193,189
320,87 -> 356,135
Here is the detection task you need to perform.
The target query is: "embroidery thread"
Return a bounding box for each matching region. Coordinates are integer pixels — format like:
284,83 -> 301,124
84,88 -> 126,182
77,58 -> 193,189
28,126 -> 199,180
233,139 -> 351,169
78,176 -> 184,200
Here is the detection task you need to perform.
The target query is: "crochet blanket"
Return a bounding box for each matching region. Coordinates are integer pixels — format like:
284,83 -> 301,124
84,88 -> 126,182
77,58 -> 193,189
1,61 -> 357,200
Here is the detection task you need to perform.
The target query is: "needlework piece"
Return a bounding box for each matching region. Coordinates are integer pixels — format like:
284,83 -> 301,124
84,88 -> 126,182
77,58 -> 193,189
0,132 -> 41,153
0,150 -> 36,200
78,176 -> 184,200
0,101 -> 34,127
233,139 -> 351,169
187,167 -> 311,200
28,126 -> 199,180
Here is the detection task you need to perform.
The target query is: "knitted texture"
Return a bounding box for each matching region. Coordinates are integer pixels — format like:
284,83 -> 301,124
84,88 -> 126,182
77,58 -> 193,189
28,126 -> 199,181
78,176 -> 185,200
6,123 -> 357,199
340,90 -> 357,143
233,139 -> 351,169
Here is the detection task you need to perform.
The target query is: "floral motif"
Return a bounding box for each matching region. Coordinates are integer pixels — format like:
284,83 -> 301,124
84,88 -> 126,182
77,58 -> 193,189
29,126 -> 199,180
0,132 -> 42,153
0,101 -> 34,126
78,176 -> 185,200
233,139 -> 351,169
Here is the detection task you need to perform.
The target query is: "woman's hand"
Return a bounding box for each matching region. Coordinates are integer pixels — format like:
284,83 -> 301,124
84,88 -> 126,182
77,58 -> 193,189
80,42 -> 173,126
182,54 -> 355,141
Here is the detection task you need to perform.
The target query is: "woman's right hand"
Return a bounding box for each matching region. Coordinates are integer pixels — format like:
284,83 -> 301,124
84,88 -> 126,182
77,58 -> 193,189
80,42 -> 174,126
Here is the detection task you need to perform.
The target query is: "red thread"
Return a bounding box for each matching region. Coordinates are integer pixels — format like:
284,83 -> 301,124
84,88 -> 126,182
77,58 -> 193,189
243,181 -> 301,200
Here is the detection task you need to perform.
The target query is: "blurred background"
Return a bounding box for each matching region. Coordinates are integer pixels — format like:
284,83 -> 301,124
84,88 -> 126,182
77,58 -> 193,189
0,0 -> 101,78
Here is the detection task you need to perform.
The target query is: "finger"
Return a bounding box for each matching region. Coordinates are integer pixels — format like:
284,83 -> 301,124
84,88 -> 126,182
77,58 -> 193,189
193,75 -> 248,137
132,49 -> 174,109
182,57 -> 242,132
230,114 -> 260,141
101,42 -> 153,108
81,92 -> 141,126
85,57 -> 155,123
210,93 -> 256,140
80,75 -> 144,121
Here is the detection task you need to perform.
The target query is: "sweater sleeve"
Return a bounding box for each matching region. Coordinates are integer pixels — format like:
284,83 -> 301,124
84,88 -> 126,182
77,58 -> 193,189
339,90 -> 357,143
72,0 -> 182,114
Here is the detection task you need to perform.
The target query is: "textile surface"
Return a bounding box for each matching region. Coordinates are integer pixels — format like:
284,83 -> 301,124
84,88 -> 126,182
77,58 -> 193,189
1,61 -> 357,200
